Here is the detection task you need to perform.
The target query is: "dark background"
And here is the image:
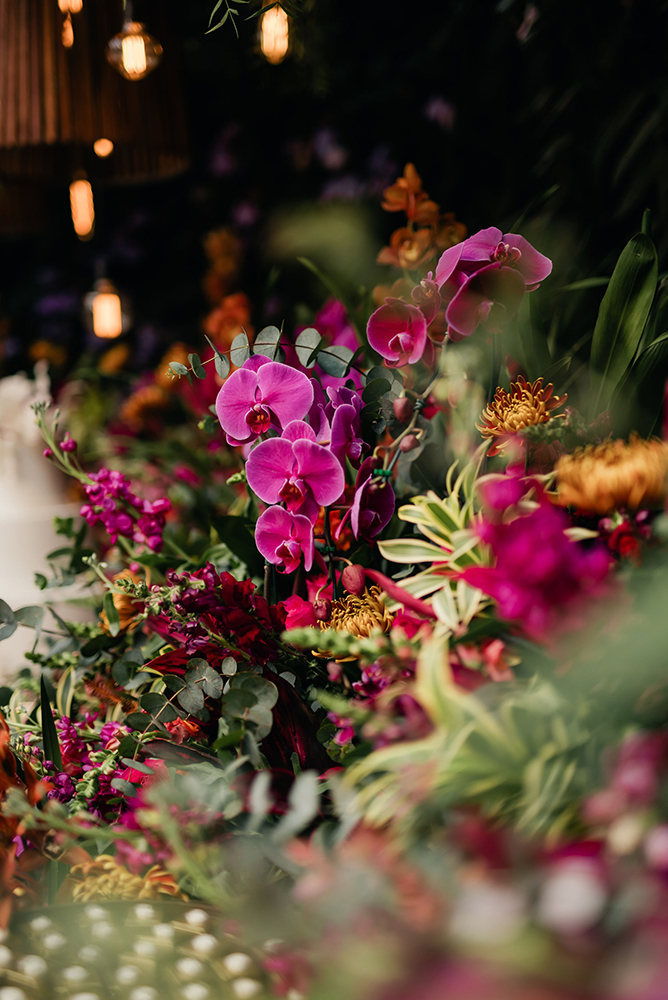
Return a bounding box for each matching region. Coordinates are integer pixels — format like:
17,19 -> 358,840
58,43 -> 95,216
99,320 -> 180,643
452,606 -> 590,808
1,0 -> 667,376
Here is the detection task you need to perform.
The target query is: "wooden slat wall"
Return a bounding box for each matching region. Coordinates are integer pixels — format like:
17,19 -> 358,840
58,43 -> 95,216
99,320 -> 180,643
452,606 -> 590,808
0,0 -> 189,182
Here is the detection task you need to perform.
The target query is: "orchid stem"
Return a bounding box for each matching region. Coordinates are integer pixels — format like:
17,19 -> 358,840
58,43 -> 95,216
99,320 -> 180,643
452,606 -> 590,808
488,335 -> 501,406
323,508 -> 339,600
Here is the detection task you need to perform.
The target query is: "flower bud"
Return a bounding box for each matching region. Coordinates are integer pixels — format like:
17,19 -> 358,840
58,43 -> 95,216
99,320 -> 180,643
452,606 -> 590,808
313,599 -> 331,621
43,447 -> 53,459
400,434 -> 420,453
341,563 -> 366,596
60,433 -> 77,453
393,396 -> 414,423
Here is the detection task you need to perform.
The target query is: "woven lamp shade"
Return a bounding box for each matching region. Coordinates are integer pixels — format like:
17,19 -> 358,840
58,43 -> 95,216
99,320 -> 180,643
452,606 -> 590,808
0,0 -> 189,184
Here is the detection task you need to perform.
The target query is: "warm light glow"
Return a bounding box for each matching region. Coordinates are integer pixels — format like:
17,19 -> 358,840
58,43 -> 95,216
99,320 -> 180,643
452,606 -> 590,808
93,291 -> 123,339
106,22 -> 163,81
122,34 -> 147,77
69,178 -> 95,239
62,13 -> 74,47
93,138 -> 114,158
261,5 -> 289,64
58,0 -> 83,12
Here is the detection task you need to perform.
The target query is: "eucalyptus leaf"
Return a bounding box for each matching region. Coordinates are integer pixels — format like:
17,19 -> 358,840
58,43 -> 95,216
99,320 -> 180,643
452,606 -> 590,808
186,659 -> 224,698
231,673 -> 278,709
204,334 -> 231,379
230,332 -> 251,367
139,692 -> 178,723
111,778 -> 138,796
0,600 -> 16,642
188,353 -> 207,380
177,683 -> 205,715
295,328 -> 321,368
362,378 -> 391,404
253,325 -> 282,360
317,345 -> 355,378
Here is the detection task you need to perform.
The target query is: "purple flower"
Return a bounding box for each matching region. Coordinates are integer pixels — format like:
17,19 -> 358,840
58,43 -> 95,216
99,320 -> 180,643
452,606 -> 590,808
80,468 -> 170,551
435,227 -> 552,340
337,456 -> 395,541
327,385 -> 367,469
366,298 -> 428,367
246,421 -> 345,522
215,359 -> 314,446
256,506 -> 314,574
60,433 -> 77,453
461,496 -> 610,639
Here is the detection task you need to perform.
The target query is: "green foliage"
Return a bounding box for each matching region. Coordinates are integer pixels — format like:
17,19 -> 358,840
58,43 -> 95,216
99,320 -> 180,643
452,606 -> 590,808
348,636 -> 593,842
589,232 -> 658,418
40,676 -> 63,771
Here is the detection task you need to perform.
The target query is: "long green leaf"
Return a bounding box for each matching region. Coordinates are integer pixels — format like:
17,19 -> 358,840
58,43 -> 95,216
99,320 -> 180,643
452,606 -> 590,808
612,330 -> 668,436
40,676 -> 63,770
589,232 -> 658,418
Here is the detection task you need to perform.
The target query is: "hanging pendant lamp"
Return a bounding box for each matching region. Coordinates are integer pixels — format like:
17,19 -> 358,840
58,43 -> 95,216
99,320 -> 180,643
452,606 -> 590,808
0,0 -> 189,184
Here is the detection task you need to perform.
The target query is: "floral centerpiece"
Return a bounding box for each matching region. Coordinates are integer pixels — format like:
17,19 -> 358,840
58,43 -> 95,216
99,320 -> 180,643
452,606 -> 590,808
1,166 -> 668,999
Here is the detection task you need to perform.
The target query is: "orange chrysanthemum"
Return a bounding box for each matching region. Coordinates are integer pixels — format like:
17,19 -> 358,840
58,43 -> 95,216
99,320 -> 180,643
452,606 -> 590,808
477,376 -> 567,456
555,436 -> 668,514
100,570 -> 143,635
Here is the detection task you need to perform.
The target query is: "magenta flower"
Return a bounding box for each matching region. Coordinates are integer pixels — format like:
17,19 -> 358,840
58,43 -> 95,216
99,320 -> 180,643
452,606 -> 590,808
215,358 -> 314,446
337,456 -> 395,541
366,298 -> 428,367
434,227 -> 552,341
256,506 -> 314,574
461,498 -> 610,640
246,420 -> 345,522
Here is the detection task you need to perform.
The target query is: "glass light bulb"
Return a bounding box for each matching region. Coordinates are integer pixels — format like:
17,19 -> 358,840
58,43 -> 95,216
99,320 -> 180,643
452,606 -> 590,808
69,178 -> 94,239
62,12 -> 74,47
106,22 -> 163,81
58,0 -> 83,12
92,291 -> 123,339
261,5 -> 289,65
93,138 -> 114,158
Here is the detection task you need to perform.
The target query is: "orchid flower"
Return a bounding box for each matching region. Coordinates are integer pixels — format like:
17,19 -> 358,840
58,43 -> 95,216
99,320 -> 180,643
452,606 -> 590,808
256,506 -> 314,573
246,420 -> 345,523
215,358 -> 314,446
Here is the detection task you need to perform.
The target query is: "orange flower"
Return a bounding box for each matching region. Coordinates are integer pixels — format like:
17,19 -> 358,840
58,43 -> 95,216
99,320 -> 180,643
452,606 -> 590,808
119,384 -> 170,431
155,343 -> 191,390
98,342 -> 131,375
100,569 -> 143,634
434,211 -> 467,250
377,227 -> 436,270
381,163 -> 433,221
202,226 -> 244,303
372,278 -> 414,307
29,340 -> 67,367
477,376 -> 567,456
555,437 -> 668,514
203,291 -> 254,353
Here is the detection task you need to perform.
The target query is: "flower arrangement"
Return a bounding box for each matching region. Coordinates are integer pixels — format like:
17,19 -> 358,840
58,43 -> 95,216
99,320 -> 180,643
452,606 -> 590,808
2,166 -> 668,999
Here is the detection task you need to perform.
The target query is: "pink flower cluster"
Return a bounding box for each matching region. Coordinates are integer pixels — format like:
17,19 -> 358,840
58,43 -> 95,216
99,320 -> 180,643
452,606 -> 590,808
80,467 -> 171,552
367,227 -> 552,364
215,340 -> 395,576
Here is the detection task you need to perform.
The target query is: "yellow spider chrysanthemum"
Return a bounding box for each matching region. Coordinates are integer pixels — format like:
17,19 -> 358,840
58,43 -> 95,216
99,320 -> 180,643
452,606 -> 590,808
477,376 -> 567,456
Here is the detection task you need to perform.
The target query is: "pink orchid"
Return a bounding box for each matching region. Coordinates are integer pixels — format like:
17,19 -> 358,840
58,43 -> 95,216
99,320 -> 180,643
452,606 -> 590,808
434,227 -> 552,341
256,506 -> 314,574
215,358 -> 314,446
366,298 -> 428,367
246,420 -> 344,522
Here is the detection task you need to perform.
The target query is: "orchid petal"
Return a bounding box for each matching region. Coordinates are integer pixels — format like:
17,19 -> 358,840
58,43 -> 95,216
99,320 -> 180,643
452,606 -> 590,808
282,420 -> 317,442
215,368 -> 260,442
246,438 -> 296,503
256,506 -> 314,573
503,233 -> 553,286
257,362 -> 314,429
292,439 -> 345,506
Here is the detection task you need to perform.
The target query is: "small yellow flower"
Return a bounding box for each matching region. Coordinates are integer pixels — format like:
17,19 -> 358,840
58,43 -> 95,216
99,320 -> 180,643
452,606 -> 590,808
314,586 -> 394,661
555,436 -> 668,514
477,376 -> 567,456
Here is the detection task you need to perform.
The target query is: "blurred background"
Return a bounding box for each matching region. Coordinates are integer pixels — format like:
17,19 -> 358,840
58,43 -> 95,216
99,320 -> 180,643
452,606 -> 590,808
0,0 -> 667,384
